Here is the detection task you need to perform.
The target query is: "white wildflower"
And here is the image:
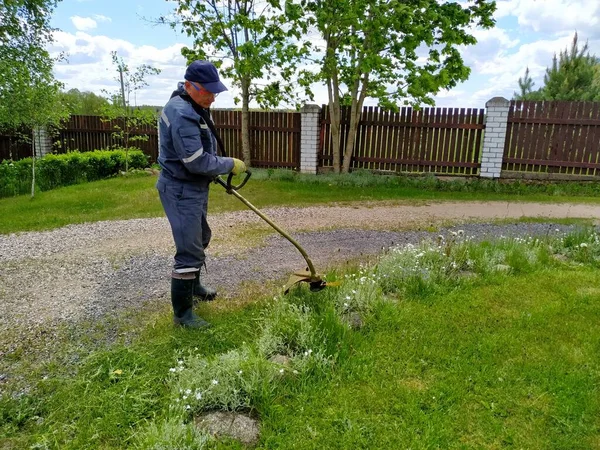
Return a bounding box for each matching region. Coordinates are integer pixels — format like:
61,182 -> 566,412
580,243 -> 588,248
169,368 -> 177,373
212,379 -> 219,385
196,392 -> 202,400
279,369 -> 284,374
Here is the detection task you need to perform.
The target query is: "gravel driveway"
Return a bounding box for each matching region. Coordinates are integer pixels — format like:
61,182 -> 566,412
1,200 -> 599,364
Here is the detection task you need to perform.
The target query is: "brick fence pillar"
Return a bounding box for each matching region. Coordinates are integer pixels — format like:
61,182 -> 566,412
480,97 -> 510,178
33,127 -> 53,157
300,104 -> 321,174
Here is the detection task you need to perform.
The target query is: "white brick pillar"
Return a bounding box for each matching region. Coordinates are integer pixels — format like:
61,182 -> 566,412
300,104 -> 321,174
480,97 -> 510,178
32,126 -> 53,157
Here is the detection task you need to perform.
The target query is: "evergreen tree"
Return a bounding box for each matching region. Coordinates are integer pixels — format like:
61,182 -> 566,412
514,67 -> 543,100
514,33 -> 600,102
543,33 -> 599,101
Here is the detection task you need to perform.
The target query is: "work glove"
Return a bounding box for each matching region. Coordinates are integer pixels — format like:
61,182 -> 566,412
231,158 -> 247,175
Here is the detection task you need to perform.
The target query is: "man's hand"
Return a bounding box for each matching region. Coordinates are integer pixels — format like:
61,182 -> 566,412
231,158 -> 246,175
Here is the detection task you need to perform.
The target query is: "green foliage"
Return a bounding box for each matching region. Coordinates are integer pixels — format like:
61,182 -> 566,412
59,89 -> 110,115
543,33 -> 600,101
170,0 -> 311,109
0,149 -> 149,197
172,347 -> 276,412
0,0 -> 67,130
167,0 -> 312,165
293,0 -> 496,172
514,67 -> 544,101
514,33 -> 600,101
133,418 -> 210,450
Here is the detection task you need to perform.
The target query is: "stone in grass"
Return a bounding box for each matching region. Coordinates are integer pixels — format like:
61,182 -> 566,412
344,312 -> 364,330
269,354 -> 291,366
195,411 -> 260,446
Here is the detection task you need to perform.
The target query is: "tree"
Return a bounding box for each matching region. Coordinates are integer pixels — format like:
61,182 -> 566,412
101,52 -> 161,172
513,67 -> 543,101
543,33 -> 600,101
0,0 -> 63,126
0,0 -> 68,196
59,89 -> 110,115
514,33 -> 600,102
163,0 -> 311,166
292,0 -> 496,173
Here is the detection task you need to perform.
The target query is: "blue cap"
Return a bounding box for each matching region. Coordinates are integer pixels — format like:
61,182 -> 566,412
184,60 -> 228,94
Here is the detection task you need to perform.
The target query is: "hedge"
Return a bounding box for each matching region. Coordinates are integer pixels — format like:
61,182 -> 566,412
0,149 -> 150,198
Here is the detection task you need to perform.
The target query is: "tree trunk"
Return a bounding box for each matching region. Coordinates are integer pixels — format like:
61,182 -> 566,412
31,130 -> 37,198
328,87 -> 341,174
326,40 -> 342,174
241,77 -> 251,166
342,73 -> 369,173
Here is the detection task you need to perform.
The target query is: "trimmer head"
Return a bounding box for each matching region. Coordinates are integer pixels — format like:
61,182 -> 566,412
283,267 -> 328,294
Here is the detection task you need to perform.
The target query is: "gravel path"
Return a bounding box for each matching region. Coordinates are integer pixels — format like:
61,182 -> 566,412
1,200 -> 599,353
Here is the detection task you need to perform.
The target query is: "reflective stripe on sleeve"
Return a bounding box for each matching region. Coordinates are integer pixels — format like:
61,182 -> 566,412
200,123 -> 208,129
161,111 -> 170,127
182,148 -> 203,164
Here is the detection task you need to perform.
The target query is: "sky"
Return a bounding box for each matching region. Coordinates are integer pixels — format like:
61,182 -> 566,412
48,0 -> 600,109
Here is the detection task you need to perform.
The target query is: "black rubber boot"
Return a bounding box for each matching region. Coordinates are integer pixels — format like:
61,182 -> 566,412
171,276 -> 211,329
193,271 -> 217,302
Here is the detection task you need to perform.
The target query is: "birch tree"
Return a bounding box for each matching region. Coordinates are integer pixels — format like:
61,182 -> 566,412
0,0 -> 68,196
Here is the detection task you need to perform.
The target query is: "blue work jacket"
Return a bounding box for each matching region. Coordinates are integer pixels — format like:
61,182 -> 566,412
158,83 -> 233,184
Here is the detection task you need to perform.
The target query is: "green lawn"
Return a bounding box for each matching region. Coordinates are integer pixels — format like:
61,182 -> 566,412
2,226 -> 599,449
262,269 -> 600,449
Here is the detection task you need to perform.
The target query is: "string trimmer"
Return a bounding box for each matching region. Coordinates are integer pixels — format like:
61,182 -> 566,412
215,172 -> 328,294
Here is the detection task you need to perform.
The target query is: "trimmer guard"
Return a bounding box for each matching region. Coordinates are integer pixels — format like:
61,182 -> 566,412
283,267 -> 328,294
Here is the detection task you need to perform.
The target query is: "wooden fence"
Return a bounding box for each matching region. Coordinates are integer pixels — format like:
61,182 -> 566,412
319,105 -> 486,175
0,131 -> 32,161
0,112 -> 301,168
3,102 -> 600,178
211,110 -> 301,169
55,115 -> 159,162
504,101 -> 600,177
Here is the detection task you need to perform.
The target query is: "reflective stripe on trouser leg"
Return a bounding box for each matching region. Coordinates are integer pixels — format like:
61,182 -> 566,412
159,182 -> 209,271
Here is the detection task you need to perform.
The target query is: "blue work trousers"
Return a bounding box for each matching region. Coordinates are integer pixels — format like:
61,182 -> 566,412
157,177 -> 212,272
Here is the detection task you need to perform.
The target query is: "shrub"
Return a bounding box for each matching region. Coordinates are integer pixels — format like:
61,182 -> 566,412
0,148 -> 149,198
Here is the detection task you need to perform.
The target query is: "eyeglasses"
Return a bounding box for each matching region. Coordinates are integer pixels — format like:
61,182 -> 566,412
189,81 -> 219,98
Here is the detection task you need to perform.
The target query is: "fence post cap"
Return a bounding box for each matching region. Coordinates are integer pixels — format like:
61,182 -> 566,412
301,104 -> 321,113
485,97 -> 510,107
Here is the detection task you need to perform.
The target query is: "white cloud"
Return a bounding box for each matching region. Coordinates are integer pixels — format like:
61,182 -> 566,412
495,0 -> 600,37
49,31 -> 207,106
71,16 -> 98,31
93,14 -> 112,23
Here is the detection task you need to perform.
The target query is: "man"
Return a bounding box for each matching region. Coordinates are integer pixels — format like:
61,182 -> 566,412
157,60 -> 246,329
